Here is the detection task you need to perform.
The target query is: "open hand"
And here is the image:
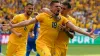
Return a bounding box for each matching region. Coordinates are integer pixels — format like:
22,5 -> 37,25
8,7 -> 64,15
88,29 -> 96,39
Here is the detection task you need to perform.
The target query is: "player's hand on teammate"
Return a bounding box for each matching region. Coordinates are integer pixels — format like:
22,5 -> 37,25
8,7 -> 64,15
59,24 -> 66,31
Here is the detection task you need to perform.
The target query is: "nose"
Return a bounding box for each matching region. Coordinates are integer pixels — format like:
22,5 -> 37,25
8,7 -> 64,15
57,6 -> 61,9
29,8 -> 33,11
57,7 -> 61,12
30,9 -> 33,11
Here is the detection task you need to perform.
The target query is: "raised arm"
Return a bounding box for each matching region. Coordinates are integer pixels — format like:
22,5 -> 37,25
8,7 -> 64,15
9,18 -> 37,28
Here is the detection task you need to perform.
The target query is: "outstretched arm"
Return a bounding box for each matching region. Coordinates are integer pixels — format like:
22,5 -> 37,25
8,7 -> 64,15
9,18 -> 37,28
66,22 -> 96,39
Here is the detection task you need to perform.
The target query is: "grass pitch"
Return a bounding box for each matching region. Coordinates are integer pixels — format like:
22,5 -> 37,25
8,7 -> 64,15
1,44 -> 100,56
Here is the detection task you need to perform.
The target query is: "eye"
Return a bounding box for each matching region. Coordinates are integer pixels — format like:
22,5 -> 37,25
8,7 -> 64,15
61,7 -> 66,10
29,8 -> 33,10
55,6 -> 61,8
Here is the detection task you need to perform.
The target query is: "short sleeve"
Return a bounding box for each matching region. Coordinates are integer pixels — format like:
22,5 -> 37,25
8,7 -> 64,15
36,13 -> 44,22
68,16 -> 76,25
62,16 -> 69,24
11,15 -> 20,24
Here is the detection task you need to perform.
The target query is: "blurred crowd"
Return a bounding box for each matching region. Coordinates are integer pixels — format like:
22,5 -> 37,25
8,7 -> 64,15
0,0 -> 100,34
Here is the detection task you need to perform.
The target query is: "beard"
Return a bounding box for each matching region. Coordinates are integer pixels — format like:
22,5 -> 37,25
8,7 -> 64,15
53,10 -> 61,22
27,11 -> 32,16
55,10 -> 60,16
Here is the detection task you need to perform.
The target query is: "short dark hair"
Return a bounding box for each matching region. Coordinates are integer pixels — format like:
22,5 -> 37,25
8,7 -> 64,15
62,2 -> 71,9
26,3 -> 33,6
50,0 -> 59,6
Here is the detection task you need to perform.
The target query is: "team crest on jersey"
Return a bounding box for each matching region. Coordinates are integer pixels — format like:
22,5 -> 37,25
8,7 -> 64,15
24,26 -> 27,31
52,22 -> 57,28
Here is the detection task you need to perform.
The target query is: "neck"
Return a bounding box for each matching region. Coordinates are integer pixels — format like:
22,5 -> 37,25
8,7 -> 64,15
24,13 -> 30,19
61,12 -> 68,17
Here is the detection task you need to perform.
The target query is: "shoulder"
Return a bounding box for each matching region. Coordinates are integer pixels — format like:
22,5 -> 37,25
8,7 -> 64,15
59,14 -> 67,20
38,13 -> 47,16
13,14 -> 23,18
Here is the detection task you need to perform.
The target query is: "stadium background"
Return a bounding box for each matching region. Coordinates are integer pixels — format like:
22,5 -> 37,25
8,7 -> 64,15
0,0 -> 100,56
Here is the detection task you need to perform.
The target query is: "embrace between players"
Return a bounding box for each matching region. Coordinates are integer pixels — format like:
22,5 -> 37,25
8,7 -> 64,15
5,0 -> 96,56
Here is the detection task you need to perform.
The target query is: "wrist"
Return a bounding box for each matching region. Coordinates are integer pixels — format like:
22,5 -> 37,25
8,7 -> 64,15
85,32 -> 90,36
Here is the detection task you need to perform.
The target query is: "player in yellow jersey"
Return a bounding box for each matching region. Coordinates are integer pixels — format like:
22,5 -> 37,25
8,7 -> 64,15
42,2 -> 76,56
7,1 -> 96,56
8,1 -> 69,56
54,2 -> 77,56
6,3 -> 35,56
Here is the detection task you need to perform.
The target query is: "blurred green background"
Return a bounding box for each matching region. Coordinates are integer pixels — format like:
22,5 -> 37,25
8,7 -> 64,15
2,44 -> 100,56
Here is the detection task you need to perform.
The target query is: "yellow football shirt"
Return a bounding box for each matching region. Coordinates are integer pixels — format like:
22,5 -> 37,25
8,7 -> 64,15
67,15 -> 76,25
55,15 -> 76,49
9,14 -> 35,45
36,12 -> 69,48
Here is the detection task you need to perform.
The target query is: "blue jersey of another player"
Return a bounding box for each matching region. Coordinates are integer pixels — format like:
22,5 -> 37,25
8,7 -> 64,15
26,22 -> 40,56
28,23 -> 39,42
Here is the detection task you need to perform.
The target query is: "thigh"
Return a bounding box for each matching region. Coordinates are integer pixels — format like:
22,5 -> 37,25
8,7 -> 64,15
61,49 -> 67,56
6,42 -> 17,56
15,44 -> 26,56
36,45 -> 51,56
53,47 -> 61,56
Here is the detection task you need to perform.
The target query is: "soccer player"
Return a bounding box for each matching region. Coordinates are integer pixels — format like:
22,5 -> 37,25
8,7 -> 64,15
42,2 -> 76,56
8,1 -> 96,56
26,12 -> 39,56
54,2 -> 76,56
26,22 -> 40,56
6,3 -> 35,56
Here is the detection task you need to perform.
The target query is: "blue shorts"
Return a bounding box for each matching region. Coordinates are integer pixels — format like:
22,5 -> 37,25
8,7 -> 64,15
27,40 -> 36,51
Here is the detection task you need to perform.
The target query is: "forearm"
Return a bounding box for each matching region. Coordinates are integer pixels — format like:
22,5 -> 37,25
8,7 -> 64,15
13,18 -> 37,28
66,22 -> 89,36
73,26 -> 89,36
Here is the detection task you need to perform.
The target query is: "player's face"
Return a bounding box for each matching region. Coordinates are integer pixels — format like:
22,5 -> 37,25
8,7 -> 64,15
50,3 -> 61,15
25,5 -> 34,16
61,4 -> 71,13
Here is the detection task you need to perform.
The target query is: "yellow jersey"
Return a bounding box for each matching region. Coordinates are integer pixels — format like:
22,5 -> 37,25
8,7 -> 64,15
55,15 -> 76,49
36,12 -> 69,48
9,14 -> 35,45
